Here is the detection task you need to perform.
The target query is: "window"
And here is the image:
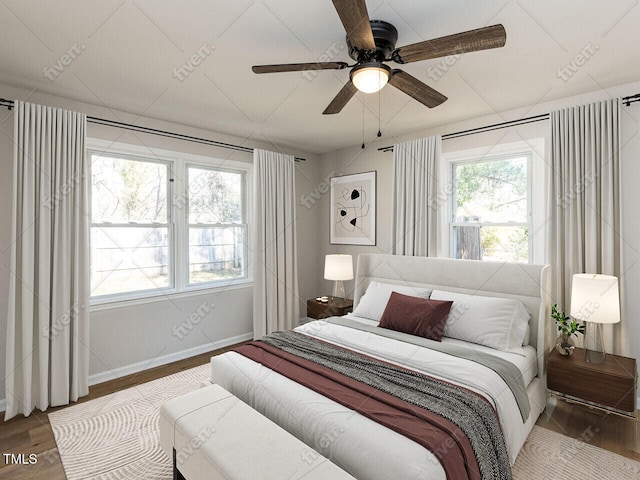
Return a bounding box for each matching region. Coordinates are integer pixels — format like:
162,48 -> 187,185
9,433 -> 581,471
450,153 -> 531,263
187,166 -> 246,285
89,145 -> 249,302
91,154 -> 172,296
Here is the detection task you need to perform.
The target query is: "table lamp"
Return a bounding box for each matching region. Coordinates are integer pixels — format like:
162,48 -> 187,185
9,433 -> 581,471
324,254 -> 353,300
570,273 -> 620,364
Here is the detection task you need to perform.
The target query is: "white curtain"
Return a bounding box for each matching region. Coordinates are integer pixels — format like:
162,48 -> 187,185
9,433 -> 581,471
252,149 -> 300,339
5,101 -> 90,420
391,136 -> 441,256
547,98 -> 622,353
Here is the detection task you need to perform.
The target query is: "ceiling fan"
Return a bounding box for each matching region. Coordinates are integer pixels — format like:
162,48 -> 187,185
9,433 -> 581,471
252,0 -> 507,115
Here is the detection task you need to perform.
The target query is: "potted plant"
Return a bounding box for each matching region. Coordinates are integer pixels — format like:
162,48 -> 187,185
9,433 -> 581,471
552,303 -> 585,356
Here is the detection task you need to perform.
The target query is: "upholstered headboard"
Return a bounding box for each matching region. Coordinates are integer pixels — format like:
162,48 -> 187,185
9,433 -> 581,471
353,254 -> 552,380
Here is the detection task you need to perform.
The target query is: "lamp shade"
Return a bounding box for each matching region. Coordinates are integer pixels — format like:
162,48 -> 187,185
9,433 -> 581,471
570,273 -> 620,324
324,254 -> 353,281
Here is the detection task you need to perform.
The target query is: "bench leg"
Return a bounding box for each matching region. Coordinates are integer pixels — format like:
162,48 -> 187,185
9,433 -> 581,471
172,448 -> 186,480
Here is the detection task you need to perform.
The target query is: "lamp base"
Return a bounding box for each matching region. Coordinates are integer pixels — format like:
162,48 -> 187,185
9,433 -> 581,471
584,322 -> 606,364
584,348 -> 605,363
332,280 -> 345,300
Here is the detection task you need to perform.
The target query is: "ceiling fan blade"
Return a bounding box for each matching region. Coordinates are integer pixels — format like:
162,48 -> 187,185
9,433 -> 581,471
389,70 -> 447,108
252,62 -> 349,74
392,24 -> 506,64
323,81 -> 358,115
331,0 -> 376,51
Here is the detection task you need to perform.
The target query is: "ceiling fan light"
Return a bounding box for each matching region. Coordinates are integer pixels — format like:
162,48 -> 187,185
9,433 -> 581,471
350,63 -> 390,93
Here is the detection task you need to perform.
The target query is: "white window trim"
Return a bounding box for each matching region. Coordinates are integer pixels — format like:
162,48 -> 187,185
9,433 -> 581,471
89,281 -> 252,312
87,138 -> 253,307
440,139 -> 546,264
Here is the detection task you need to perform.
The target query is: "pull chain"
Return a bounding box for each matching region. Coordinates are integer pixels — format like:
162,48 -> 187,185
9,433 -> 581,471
361,91 -> 365,149
377,86 -> 382,138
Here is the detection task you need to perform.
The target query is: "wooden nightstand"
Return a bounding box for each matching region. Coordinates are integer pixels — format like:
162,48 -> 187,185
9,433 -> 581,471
547,346 -> 638,449
306,297 -> 353,319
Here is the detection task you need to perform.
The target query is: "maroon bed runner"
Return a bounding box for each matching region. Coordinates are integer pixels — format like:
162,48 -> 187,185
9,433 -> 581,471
236,341 -> 482,480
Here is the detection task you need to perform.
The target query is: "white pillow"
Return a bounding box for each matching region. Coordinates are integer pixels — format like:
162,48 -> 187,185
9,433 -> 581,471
352,281 -> 432,322
430,289 -> 530,353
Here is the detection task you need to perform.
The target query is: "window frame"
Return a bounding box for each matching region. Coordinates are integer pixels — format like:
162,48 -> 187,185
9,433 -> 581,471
449,151 -> 533,263
89,151 -> 174,301
184,163 -> 249,288
87,139 -> 252,306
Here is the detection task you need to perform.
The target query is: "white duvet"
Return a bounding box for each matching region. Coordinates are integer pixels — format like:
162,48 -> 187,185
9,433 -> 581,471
210,319 -> 545,479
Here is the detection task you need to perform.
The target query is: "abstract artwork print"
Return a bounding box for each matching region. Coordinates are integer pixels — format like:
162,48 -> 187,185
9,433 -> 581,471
330,171 -> 376,245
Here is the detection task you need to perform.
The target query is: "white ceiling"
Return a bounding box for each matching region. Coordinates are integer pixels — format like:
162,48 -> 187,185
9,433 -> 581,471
0,1 -> 638,154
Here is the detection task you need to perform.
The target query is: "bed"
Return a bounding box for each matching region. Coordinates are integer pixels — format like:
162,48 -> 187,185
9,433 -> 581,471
210,254 -> 552,479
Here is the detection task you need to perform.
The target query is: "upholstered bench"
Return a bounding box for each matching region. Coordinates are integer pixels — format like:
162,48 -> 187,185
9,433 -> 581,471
159,383 -> 355,480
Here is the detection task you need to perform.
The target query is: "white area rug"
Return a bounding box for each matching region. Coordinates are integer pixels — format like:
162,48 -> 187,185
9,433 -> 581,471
49,364 -> 209,479
50,364 -> 640,479
513,426 -> 640,479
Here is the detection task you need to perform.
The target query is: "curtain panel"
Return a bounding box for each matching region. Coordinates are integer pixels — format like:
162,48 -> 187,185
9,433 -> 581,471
252,149 -> 300,338
5,101 -> 90,420
546,98 -> 622,353
391,136 -> 441,256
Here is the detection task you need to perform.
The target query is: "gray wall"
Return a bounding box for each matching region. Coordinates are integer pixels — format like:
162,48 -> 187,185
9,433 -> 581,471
2,78 -> 639,408
0,85 -> 321,406
315,81 -> 640,370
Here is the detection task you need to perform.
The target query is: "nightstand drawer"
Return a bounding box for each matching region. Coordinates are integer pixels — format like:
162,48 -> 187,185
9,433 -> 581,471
548,348 -> 637,413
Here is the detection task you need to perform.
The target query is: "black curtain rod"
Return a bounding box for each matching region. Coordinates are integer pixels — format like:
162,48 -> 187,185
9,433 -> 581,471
442,113 -> 549,140
378,93 -> 640,153
623,93 -> 640,106
377,114 -> 549,152
0,98 -> 306,162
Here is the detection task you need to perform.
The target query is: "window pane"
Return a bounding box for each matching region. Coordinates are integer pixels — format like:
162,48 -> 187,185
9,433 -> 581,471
452,225 -> 528,263
188,226 -> 245,284
188,167 -> 242,224
92,154 -> 168,223
91,226 -> 170,296
454,157 -> 528,223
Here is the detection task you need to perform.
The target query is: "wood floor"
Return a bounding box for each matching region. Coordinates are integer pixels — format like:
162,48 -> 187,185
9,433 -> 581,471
537,396 -> 640,461
1,345 -> 638,479
0,343 -> 242,480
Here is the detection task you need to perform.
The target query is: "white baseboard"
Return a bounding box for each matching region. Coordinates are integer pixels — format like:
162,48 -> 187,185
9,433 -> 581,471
0,332 -> 253,413
88,332 -> 253,386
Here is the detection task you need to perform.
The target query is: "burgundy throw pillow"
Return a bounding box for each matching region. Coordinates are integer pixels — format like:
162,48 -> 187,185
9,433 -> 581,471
379,292 -> 453,341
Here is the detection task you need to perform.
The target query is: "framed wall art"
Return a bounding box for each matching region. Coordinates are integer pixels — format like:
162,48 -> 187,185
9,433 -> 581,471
330,171 -> 376,245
